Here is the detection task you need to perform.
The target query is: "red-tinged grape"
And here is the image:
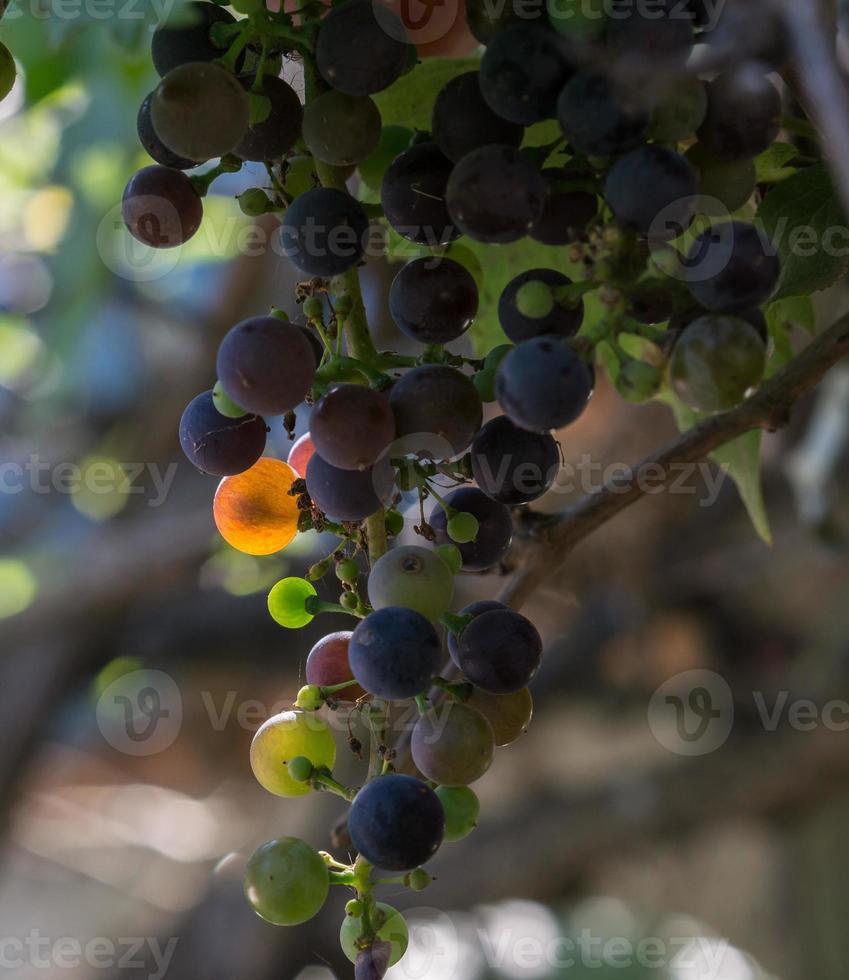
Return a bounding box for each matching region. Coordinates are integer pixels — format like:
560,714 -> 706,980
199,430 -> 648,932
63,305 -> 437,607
430,488 -> 513,572
466,687 -> 533,746
367,545 -> 454,622
213,457 -> 300,555
340,903 -> 409,966
306,632 -> 365,700
471,415 -> 559,505
389,365 -> 482,456
250,708 -> 337,797
389,257 -> 478,345
432,70 -> 524,163
349,607 -> 442,700
288,432 -> 316,478
436,785 -> 480,841
347,774 -> 445,870
455,608 -> 542,694
216,316 -> 316,417
234,74 -> 303,162
411,701 -> 495,786
244,837 -> 329,925
179,390 -> 266,476
309,384 -> 396,471
122,166 -> 203,249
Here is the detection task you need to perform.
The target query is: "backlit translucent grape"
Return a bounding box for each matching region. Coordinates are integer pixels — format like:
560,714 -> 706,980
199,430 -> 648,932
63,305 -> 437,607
250,708 -> 337,797
213,457 -> 300,555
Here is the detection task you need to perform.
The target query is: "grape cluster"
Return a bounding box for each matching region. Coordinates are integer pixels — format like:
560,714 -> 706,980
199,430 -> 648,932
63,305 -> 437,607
121,0 -> 792,972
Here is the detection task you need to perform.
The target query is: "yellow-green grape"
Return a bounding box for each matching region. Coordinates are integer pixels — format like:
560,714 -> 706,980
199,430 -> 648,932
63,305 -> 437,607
0,43 -> 15,103
367,545 -> 454,622
250,709 -> 336,797
268,577 -> 317,629
244,838 -> 329,925
447,511 -> 479,544
345,899 -> 364,917
436,785 -> 480,841
238,188 -> 272,217
406,868 -> 432,891
212,379 -> 247,419
340,903 -> 409,966
515,280 -> 555,319
295,684 -> 324,711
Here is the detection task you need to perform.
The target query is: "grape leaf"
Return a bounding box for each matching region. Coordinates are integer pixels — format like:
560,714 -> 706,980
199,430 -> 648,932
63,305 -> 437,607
759,163 -> 849,300
754,142 -> 800,184
765,295 -> 816,375
374,57 -> 480,132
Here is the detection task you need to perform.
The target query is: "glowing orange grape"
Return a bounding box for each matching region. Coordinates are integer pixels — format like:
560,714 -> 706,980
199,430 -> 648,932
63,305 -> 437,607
213,457 -> 300,555
287,432 -> 315,479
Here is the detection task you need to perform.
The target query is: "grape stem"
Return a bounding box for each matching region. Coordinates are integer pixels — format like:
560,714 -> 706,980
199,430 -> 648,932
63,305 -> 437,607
311,768 -> 358,801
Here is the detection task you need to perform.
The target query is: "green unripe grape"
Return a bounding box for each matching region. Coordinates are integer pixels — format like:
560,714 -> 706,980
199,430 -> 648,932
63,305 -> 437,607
385,509 -> 404,536
447,511 -> 479,545
336,558 -> 360,585
212,379 -> 247,418
669,315 -> 767,412
250,709 -> 336,797
268,577 -> 317,629
616,360 -> 663,403
340,591 -> 359,611
295,684 -> 324,711
0,43 -> 16,103
340,903 -> 409,966
358,125 -> 413,190
302,90 -> 382,167
283,155 -> 317,198
244,837 -> 329,925
435,543 -> 462,575
238,188 -> 272,217
685,144 -> 757,214
474,368 -> 498,404
515,280 -> 555,320
303,295 -> 324,320
307,559 -> 332,582
406,868 -> 432,892
436,786 -> 480,842
484,344 -> 513,372
650,78 -> 708,142
346,899 -> 364,917
288,756 -> 315,782
368,545 -> 454,622
547,0 -> 605,39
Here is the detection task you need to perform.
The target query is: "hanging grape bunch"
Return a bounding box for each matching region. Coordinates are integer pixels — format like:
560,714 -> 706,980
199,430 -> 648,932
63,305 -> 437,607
120,0 -> 799,973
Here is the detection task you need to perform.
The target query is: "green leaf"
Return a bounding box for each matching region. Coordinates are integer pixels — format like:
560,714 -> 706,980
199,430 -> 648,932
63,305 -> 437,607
759,163 -> 849,299
765,295 -> 816,375
663,390 -> 772,544
374,58 -> 480,132
754,142 -> 800,184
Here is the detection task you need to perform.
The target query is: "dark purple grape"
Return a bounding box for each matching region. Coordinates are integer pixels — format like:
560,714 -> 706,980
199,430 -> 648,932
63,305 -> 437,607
349,607 -> 442,700
309,384 -> 396,471
316,0 -> 413,97
557,72 -> 650,157
389,365 -> 482,456
299,325 -> 324,366
306,452 -> 390,522
471,415 -> 559,505
430,487 -> 513,571
234,75 -> 303,162
465,0 -> 521,44
348,774 -> 444,871
604,145 -> 698,240
530,169 -> 597,245
137,93 -> 200,170
455,608 -> 542,694
698,66 -> 781,162
302,90 -> 381,167
479,24 -> 575,125
447,600 -> 508,665
432,71 -> 524,163
685,221 -> 780,314
151,1 -> 239,77
122,165 -> 203,248
280,187 -> 370,277
446,145 -> 546,244
179,390 -> 266,476
496,337 -> 594,432
626,283 -> 676,325
499,268 -> 584,343
381,142 -> 459,246
216,316 -> 316,416
411,702 -> 495,786
389,257 -> 478,345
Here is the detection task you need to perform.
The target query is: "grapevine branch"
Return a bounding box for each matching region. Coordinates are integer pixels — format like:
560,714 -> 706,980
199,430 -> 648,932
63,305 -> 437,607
498,312 -> 849,609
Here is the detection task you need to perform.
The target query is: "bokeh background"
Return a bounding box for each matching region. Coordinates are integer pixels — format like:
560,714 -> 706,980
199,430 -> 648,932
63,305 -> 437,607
2,5 -> 849,980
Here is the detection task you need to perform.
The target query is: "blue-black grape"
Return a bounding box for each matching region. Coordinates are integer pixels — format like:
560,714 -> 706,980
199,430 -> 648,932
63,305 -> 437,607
430,487 -> 513,571
151,1 -> 238,77
122,166 -> 203,248
698,66 -> 781,162
496,337 -> 594,433
465,0 -> 521,44
137,93 -> 200,170
389,257 -> 478,345
447,600 -> 508,665
306,452 -> 391,522
471,415 -> 559,505
479,24 -> 574,125
499,268 -> 584,342
381,142 -> 459,246
604,145 -> 698,239
432,71 -> 524,163
234,75 -> 303,162
389,365 -> 482,456
530,169 -> 597,246
217,316 -> 316,416
349,607 -> 442,700
348,774 -> 444,870
309,384 -> 396,471
685,221 -> 780,314
316,0 -> 413,97
446,145 -> 546,244
557,72 -> 650,157
179,390 -> 266,476
455,608 -> 542,694
280,188 -> 370,277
